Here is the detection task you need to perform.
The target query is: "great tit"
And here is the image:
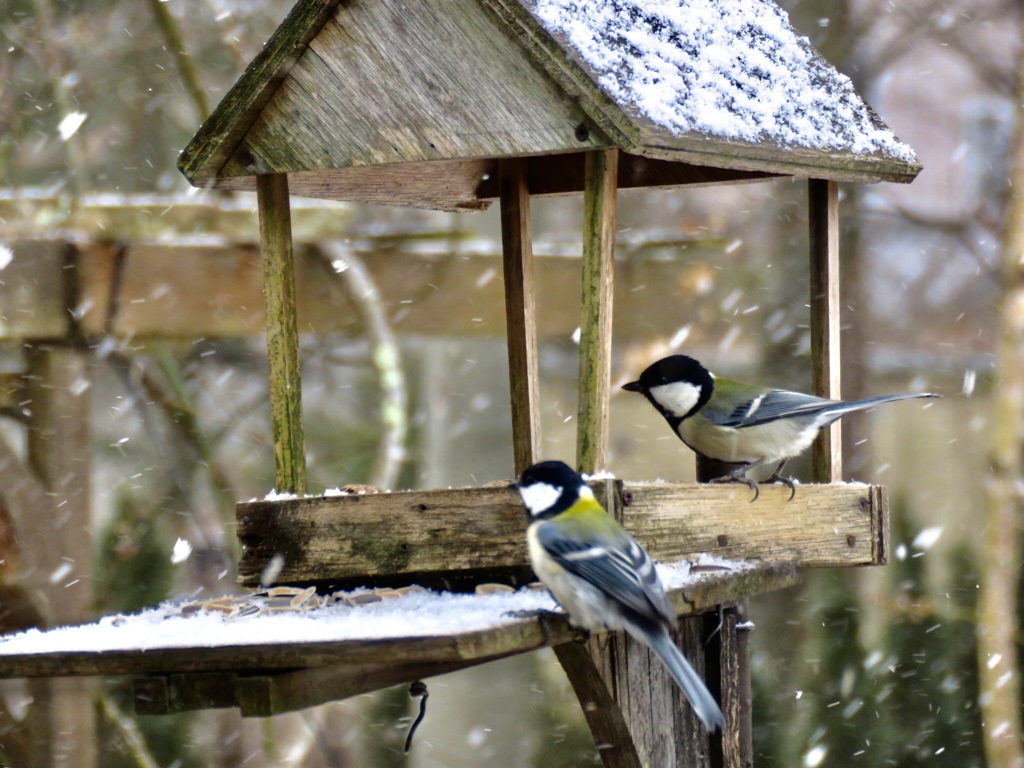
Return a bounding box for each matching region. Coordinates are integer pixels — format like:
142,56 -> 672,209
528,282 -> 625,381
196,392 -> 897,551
623,354 -> 939,496
514,460 -> 724,732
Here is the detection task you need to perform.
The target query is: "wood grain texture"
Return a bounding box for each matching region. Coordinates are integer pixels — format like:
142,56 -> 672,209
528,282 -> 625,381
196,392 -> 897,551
562,617 -> 717,768
235,482 -> 881,588
210,152 -> 778,210
553,640 -> 642,768
576,150 -> 618,475
500,159 -> 541,475
179,0 -> 340,185
477,151 -> 781,199
0,563 -> 797,681
217,160 -> 497,212
707,603 -> 752,768
258,174 -> 307,495
808,179 -> 842,483
624,482 -> 881,567
224,0 -> 606,182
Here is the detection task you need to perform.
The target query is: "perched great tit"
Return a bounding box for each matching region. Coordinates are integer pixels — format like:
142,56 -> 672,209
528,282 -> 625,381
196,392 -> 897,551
623,355 -> 939,496
514,460 -> 724,732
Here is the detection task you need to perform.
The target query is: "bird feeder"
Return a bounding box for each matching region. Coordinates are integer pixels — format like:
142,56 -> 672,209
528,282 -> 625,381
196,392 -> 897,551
0,1 -> 919,766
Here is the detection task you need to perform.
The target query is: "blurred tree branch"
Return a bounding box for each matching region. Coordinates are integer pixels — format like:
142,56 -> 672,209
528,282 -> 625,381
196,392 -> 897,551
319,243 -> 408,490
146,0 -> 210,122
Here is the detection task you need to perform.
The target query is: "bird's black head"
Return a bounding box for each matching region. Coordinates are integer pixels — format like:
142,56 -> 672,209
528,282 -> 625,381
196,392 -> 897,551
622,355 -> 714,422
514,460 -> 586,520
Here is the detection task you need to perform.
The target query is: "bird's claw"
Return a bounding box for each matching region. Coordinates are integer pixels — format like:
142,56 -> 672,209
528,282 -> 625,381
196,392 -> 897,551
763,473 -> 797,501
709,470 -> 760,502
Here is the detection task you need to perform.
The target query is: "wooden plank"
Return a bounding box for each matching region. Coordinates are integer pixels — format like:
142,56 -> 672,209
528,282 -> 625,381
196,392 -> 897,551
634,131 -> 921,185
226,159 -> 497,211
553,641 -> 643,768
625,482 -> 881,567
0,194 -> 353,243
235,659 -> 470,718
808,179 -> 842,483
500,159 -> 541,475
178,0 -> 341,186
718,604 -> 752,768
236,485 -> 531,588
223,0 -> 607,182
0,563 -> 797,682
576,149 -> 618,474
257,174 -> 307,495
209,152 -> 780,209
1,229 -> 732,342
477,152 -> 781,199
235,482 -> 886,588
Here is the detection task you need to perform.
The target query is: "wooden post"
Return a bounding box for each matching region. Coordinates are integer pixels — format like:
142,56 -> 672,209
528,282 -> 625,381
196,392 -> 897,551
576,149 -> 617,474
499,159 -> 541,475
564,151 -> 717,766
808,179 -> 841,483
23,344 -> 96,767
257,174 -> 306,495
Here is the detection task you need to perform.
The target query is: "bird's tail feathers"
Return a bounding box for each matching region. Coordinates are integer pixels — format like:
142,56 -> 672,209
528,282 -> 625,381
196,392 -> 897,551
641,625 -> 724,733
824,391 -> 939,423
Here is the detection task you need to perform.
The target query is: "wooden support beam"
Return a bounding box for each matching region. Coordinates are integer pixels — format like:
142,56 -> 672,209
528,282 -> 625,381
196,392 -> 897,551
499,159 -> 541,475
576,149 -> 617,474
808,178 -> 841,482
0,235 -> 733,342
257,173 -> 307,495
234,481 -> 887,587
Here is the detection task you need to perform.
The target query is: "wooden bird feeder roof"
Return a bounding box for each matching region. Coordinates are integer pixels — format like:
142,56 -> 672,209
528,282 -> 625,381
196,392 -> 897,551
178,0 -> 920,211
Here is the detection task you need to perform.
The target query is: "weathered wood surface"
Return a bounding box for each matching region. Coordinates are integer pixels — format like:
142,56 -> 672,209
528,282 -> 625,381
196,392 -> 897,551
576,149 -> 618,474
625,482 -> 885,567
808,178 -> 842,483
207,152 -> 778,209
0,562 -> 797,681
717,604 -> 752,768
236,481 -> 886,588
0,232 -> 728,342
135,659 -> 471,718
178,0 -> 341,186
500,159 -> 541,475
220,0 -> 605,183
258,174 -> 307,495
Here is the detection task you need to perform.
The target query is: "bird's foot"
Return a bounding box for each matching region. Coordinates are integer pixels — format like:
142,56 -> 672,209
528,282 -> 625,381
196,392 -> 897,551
571,627 -> 591,644
763,472 -> 797,502
708,468 -> 760,502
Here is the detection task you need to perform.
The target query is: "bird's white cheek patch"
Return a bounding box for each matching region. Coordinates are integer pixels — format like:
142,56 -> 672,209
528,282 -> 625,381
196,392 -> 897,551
648,381 -> 702,416
519,482 -> 561,516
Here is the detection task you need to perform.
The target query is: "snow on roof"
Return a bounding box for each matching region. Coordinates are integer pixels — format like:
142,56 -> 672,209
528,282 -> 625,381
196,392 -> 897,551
529,0 -> 915,162
0,558 -> 747,656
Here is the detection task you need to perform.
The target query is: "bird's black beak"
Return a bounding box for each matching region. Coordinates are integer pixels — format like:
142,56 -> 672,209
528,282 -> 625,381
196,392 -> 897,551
622,380 -> 642,393
507,482 -> 518,490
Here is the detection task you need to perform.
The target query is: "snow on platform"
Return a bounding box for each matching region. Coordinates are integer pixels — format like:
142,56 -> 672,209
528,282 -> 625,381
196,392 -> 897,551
0,558 -> 793,681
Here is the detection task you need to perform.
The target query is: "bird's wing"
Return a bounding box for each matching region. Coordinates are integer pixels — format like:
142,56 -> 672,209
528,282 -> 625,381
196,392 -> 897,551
710,388 -> 837,428
535,523 -> 673,623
